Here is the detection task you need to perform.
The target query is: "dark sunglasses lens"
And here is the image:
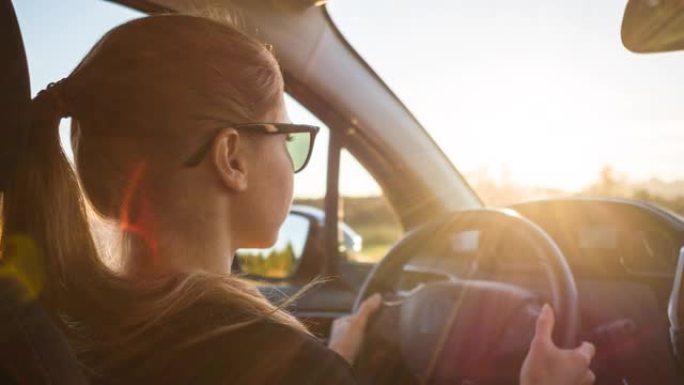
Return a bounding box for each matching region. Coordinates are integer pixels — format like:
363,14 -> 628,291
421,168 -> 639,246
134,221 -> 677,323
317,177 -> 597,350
285,132 -> 312,173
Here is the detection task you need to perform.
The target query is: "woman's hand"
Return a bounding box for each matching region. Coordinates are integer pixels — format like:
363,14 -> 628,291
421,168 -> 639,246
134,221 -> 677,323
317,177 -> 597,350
328,293 -> 382,364
521,304 -> 596,385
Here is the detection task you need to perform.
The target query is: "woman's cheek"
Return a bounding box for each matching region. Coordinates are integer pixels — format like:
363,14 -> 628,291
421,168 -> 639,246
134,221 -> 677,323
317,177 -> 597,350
266,141 -> 294,226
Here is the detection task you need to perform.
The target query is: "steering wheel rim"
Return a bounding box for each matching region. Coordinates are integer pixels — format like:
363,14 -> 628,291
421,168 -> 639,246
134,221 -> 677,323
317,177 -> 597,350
354,208 -> 579,348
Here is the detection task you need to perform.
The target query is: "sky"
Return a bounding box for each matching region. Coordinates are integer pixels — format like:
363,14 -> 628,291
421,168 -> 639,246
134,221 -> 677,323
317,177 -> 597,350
13,0 -> 684,199
329,0 -> 684,191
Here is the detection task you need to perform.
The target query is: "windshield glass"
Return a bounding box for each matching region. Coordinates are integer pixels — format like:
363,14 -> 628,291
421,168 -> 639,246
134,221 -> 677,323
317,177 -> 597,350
328,0 -> 684,210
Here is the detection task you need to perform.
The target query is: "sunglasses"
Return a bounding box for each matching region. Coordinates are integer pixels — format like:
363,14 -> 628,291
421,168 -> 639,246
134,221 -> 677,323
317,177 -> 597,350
183,123 -> 320,173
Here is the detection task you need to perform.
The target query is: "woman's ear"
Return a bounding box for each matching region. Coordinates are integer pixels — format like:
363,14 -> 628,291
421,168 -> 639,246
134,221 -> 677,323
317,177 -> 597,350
211,128 -> 248,192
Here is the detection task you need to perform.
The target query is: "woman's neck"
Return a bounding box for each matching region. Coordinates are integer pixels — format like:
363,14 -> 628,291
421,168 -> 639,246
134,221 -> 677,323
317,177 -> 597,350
122,211 -> 235,278
118,166 -> 237,278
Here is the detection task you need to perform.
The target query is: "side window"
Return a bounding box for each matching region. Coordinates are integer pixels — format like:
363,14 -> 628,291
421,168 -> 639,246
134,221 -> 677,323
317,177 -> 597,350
236,95 -> 403,275
285,100 -> 403,265
339,150 -> 402,263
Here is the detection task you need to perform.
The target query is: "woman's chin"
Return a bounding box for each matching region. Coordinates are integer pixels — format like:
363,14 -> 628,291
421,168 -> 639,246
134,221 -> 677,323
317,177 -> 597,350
243,235 -> 278,249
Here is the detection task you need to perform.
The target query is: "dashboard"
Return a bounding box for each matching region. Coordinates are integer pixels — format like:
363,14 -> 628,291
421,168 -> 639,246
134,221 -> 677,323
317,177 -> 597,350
511,198 -> 684,278
400,199 -> 684,283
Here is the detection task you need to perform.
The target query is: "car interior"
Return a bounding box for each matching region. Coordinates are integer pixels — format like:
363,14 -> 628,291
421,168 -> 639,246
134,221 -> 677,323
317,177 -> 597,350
2,0 -> 684,384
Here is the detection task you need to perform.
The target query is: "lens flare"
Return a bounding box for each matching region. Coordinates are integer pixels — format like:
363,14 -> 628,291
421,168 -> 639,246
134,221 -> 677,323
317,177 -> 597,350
119,162 -> 161,270
0,234 -> 45,301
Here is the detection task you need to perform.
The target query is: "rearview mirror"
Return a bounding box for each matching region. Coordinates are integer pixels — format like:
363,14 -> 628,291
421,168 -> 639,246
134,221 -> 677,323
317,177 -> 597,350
234,213 -> 312,279
622,0 -> 684,53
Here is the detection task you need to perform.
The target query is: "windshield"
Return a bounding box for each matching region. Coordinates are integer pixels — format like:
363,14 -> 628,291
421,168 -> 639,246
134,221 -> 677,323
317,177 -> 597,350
328,0 -> 684,211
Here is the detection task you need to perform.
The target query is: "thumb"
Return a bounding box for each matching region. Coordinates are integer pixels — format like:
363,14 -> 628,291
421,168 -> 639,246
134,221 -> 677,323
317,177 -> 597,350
573,341 -> 596,364
356,293 -> 382,322
534,303 -> 555,344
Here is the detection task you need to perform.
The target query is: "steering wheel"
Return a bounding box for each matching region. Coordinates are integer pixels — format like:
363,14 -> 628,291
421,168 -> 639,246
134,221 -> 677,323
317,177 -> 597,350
353,209 -> 579,384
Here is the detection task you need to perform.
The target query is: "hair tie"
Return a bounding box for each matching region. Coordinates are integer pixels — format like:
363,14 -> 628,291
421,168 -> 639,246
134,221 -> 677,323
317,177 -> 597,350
37,78 -> 71,118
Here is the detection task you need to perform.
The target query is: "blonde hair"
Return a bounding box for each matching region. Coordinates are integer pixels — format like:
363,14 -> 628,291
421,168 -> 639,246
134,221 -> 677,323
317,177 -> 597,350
1,14 -> 306,372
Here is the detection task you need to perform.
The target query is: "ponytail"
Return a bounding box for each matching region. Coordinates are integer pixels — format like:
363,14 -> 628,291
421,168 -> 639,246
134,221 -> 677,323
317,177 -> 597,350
1,81 -> 104,320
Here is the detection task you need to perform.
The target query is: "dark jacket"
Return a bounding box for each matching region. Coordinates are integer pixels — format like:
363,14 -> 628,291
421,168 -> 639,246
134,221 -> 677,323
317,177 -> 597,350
92,301 -> 357,385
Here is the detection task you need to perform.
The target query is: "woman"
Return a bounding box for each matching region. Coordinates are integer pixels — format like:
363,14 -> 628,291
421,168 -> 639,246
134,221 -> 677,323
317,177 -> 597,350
1,14 -> 595,384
